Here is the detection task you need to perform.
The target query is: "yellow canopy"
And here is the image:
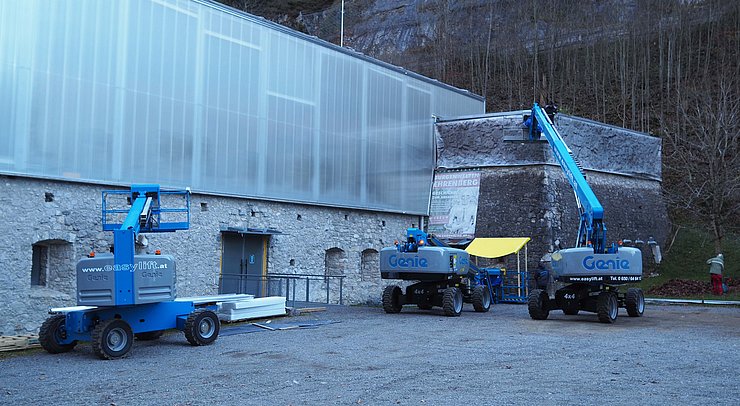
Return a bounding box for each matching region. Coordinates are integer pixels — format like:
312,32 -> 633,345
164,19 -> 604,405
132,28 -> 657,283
465,237 -> 530,258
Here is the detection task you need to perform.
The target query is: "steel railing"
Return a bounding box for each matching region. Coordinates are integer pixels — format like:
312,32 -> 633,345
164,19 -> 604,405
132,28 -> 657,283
218,272 -> 346,308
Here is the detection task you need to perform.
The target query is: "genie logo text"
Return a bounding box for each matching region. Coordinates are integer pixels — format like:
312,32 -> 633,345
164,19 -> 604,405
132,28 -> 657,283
582,256 -> 630,271
389,254 -> 428,268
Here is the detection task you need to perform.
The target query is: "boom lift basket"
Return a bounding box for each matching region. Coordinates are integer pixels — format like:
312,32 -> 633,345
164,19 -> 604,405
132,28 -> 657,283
102,185 -> 190,233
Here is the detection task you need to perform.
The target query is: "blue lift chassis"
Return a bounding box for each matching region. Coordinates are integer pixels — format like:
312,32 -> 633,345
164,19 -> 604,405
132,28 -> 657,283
380,228 -> 502,317
38,184 -> 221,359
39,301 -> 220,359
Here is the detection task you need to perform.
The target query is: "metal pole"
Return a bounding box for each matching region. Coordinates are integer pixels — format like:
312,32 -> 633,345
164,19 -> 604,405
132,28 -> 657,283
306,278 -> 310,302
340,0 -> 345,47
525,244 -> 529,296
291,278 -> 296,310
517,250 -> 521,297
339,278 -> 344,305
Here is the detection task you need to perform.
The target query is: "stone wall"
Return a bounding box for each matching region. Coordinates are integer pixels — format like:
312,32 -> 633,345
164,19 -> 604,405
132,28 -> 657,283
0,176 -> 419,335
436,112 -> 662,180
435,111 -> 670,271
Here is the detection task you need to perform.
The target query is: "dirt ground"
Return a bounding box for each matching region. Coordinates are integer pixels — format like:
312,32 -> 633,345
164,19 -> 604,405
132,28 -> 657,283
1,303 -> 738,405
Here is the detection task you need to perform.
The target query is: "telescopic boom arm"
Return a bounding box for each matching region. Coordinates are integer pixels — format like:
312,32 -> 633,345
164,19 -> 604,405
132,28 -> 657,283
525,104 -> 608,253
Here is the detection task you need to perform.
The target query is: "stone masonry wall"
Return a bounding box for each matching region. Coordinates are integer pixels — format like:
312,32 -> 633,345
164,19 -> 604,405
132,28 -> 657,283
474,167 -> 550,270
0,176 -> 419,335
436,112 -> 662,180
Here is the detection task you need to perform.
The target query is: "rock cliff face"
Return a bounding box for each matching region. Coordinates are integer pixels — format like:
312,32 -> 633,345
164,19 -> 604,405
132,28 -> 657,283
301,0 -> 487,72
299,0 -> 646,72
299,1 -> 431,55
297,0 -> 727,82
435,112 -> 669,271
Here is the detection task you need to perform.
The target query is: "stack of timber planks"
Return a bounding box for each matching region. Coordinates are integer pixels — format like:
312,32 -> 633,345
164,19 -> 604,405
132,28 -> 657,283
0,335 -> 40,352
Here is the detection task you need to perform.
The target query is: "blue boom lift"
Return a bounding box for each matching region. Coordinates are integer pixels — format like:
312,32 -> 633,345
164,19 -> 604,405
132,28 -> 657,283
380,228 -> 502,316
523,104 -> 645,323
39,184 -> 221,359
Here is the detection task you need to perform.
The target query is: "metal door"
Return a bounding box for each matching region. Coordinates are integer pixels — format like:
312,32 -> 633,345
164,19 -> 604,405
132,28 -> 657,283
219,232 -> 265,296
242,236 -> 264,296
220,233 -> 244,294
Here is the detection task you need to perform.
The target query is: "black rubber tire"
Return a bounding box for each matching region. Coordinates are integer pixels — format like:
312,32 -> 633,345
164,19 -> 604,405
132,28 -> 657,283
626,288 -> 645,317
527,289 -> 550,320
92,319 -> 134,360
184,309 -> 220,346
597,291 -> 619,324
472,285 -> 491,313
382,285 -> 403,313
39,314 -> 77,354
442,287 -> 463,317
135,330 -> 165,341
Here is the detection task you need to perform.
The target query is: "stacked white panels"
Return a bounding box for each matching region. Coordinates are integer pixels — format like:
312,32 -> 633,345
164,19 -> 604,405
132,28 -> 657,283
217,296 -> 286,322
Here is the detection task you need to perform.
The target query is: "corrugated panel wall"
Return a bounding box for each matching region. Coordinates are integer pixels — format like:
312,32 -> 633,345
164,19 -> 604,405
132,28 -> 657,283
0,0 -> 484,214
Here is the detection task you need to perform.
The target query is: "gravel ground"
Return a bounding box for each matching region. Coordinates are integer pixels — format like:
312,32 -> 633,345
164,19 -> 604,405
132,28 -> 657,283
1,303 -> 738,405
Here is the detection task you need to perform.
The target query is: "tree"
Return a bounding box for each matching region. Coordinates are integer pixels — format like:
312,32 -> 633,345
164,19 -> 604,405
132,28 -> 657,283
663,77 -> 740,252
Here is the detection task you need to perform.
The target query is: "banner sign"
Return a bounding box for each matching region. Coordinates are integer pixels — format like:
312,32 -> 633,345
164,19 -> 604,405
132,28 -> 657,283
428,171 -> 481,239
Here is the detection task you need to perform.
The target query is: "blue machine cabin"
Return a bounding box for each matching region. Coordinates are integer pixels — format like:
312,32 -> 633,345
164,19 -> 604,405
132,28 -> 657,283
379,245 -> 471,280
76,253 -> 177,306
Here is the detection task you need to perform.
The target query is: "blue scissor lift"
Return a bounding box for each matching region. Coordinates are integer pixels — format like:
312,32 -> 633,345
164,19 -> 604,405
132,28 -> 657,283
38,184 -> 222,359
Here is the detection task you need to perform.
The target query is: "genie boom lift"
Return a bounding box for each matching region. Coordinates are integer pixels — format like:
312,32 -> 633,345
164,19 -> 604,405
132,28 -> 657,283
39,184 -> 221,359
380,228 -> 500,316
523,104 -> 645,323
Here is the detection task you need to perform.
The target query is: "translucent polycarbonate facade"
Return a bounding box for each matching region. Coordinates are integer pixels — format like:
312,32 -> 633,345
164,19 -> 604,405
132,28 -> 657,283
0,0 -> 484,214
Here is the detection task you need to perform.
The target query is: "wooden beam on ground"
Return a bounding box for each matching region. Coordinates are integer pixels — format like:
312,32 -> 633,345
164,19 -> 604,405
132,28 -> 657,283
296,307 -> 327,314
0,335 -> 40,352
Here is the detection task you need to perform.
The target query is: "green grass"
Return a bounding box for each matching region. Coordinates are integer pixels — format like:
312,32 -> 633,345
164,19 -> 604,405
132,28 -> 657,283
636,224 -> 740,300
